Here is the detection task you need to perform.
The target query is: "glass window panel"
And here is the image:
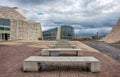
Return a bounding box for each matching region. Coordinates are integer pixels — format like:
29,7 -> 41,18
0,27 -> 4,30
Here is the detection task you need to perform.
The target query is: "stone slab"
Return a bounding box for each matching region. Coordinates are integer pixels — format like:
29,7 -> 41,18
41,48 -> 83,56
43,48 -> 82,51
49,45 -> 76,48
24,56 -> 99,62
23,56 -> 100,72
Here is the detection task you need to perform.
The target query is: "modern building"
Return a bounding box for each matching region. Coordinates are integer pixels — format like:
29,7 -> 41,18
43,25 -> 74,40
0,6 -> 43,41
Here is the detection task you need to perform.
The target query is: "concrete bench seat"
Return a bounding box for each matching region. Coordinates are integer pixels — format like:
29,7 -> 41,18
55,42 -> 71,44
49,45 -> 76,48
54,41 -> 71,45
23,56 -> 100,72
55,43 -> 71,45
41,48 -> 83,56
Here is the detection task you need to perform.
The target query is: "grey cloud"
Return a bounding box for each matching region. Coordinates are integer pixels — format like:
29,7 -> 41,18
0,0 -> 120,36
11,0 -> 59,5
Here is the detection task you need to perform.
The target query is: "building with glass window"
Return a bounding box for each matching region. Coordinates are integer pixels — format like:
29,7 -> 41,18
0,6 -> 43,41
0,18 -> 10,40
43,25 -> 74,40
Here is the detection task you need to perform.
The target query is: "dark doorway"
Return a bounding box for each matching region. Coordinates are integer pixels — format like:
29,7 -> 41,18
2,34 -> 4,40
38,38 -> 42,40
5,33 -> 8,40
2,33 -> 9,41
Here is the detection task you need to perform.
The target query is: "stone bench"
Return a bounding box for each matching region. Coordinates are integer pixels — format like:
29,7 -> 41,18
56,41 -> 69,43
55,43 -> 71,45
49,45 -> 76,48
54,41 -> 71,44
41,48 -> 83,56
23,56 -> 100,72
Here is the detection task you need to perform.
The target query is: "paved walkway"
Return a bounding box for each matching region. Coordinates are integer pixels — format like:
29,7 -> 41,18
0,40 -> 120,77
0,40 -> 99,52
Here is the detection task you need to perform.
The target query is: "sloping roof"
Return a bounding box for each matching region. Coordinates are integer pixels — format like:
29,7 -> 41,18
0,14 -> 5,18
103,19 -> 120,43
0,6 -> 28,20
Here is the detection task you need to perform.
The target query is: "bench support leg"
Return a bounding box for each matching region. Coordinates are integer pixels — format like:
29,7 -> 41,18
87,62 -> 100,72
23,62 -> 41,72
78,51 -> 83,56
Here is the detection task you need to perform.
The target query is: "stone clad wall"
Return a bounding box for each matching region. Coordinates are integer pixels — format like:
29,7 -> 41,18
10,20 -> 43,40
0,6 -> 27,20
103,19 -> 120,43
0,6 -> 43,41
56,26 -> 61,40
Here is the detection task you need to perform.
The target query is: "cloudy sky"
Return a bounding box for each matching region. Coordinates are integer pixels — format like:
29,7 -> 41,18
0,0 -> 120,36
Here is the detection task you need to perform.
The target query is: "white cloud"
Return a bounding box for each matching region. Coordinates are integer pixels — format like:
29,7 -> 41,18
0,0 -> 120,36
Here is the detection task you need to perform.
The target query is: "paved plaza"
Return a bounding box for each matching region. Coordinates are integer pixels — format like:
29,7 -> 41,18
0,40 -> 120,77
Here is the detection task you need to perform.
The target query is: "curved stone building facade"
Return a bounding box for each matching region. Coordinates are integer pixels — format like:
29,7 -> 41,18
103,19 -> 120,43
0,6 -> 43,41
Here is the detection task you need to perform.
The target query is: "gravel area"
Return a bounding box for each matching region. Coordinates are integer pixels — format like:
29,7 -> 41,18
83,41 -> 120,61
